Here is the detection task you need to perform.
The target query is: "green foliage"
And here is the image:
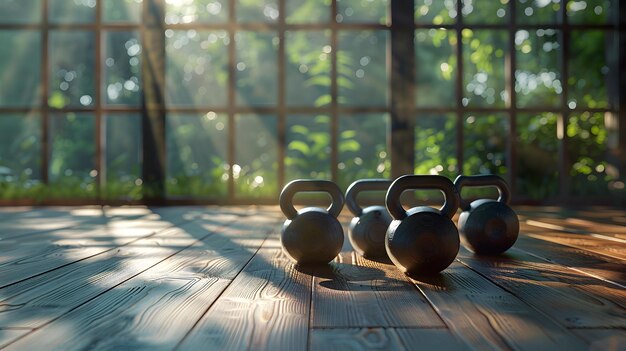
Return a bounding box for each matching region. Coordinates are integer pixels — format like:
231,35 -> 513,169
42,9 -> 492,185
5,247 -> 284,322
0,0 -> 622,204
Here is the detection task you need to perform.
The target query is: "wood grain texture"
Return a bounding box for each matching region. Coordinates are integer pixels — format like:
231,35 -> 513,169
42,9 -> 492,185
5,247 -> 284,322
0,329 -> 31,349
312,252 -> 445,328
514,235 -> 626,286
3,218 -> 280,350
310,328 -> 469,351
177,249 -> 311,351
523,216 -> 626,239
520,222 -> 626,261
457,247 -> 626,328
410,261 -> 588,351
1,206 -> 625,351
571,329 -> 626,351
523,217 -> 626,243
0,213 -> 245,329
0,208 -> 195,288
516,206 -> 626,231
0,207 -> 105,240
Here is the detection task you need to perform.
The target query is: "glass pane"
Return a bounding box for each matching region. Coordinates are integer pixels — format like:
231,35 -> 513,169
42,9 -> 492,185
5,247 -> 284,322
237,0 -> 278,23
462,29 -> 508,108
0,31 -> 41,107
285,30 -> 331,107
165,0 -> 227,24
462,0 -> 508,24
104,114 -> 142,200
104,31 -> 142,106
104,0 -> 142,23
567,0 -> 616,24
49,31 -> 96,108
338,30 -> 388,107
166,30 -> 229,107
515,29 -> 562,108
49,0 -> 96,24
415,114 -> 458,177
517,0 -> 561,24
286,0 -> 329,23
336,0 -> 388,24
338,114 -> 390,190
568,30 -> 615,109
166,112 -> 229,198
235,114 -> 278,198
0,113 -> 42,199
516,113 -> 559,199
415,0 -> 457,24
49,113 -> 96,198
0,0 -> 41,23
416,29 -> 456,108
463,113 -> 508,177
567,112 -> 618,197
286,115 -> 331,181
235,31 -> 278,107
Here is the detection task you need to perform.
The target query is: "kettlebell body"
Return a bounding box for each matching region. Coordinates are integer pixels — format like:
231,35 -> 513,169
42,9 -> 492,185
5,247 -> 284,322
346,179 -> 393,258
454,175 -> 519,255
280,180 -> 345,264
385,175 -> 460,275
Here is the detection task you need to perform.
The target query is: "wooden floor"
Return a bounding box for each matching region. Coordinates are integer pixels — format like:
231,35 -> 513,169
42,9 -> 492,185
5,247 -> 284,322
0,205 -> 624,350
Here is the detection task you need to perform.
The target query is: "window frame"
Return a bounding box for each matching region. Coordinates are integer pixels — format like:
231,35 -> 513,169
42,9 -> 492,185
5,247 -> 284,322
0,0 -> 623,205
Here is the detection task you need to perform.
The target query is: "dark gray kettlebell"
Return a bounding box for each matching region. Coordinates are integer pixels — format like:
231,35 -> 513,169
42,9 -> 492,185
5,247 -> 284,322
385,175 -> 460,275
280,179 -> 345,264
454,174 -> 519,255
346,179 -> 393,259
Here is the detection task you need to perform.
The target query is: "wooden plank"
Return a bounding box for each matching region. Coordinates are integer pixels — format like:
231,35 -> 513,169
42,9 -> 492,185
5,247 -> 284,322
0,207 -> 243,289
310,328 -> 469,351
456,247 -> 626,329
409,262 -> 588,351
523,217 -> 626,241
312,252 -> 444,328
0,213 -> 245,329
514,235 -> 626,286
571,329 -> 626,351
516,206 -> 626,228
520,221 -> 626,261
0,207 -> 106,240
0,329 -> 31,349
0,214 -> 192,288
176,249 -> 311,351
2,219 -> 281,350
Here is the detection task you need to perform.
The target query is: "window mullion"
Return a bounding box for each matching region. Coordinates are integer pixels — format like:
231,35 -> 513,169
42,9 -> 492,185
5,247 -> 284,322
390,0 -> 415,178
141,0 -> 167,204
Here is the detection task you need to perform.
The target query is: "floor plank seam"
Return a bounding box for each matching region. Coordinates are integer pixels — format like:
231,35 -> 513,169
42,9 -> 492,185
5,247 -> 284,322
511,246 -> 626,289
523,232 -> 626,262
0,206 -> 108,240
406,277 -> 452,331
1,215 -> 249,349
0,216 -> 196,291
172,218 -> 281,351
454,257 -> 596,342
306,268 -> 314,351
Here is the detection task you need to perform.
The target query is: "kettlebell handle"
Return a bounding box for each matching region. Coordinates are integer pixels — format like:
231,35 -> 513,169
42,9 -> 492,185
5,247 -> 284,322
453,174 -> 511,208
386,175 -> 459,220
345,179 -> 392,216
280,179 -> 344,220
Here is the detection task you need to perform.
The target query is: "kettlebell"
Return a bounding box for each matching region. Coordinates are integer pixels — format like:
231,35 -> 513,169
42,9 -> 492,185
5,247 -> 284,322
385,175 -> 460,275
454,174 -> 519,255
279,179 -> 345,264
346,179 -> 393,259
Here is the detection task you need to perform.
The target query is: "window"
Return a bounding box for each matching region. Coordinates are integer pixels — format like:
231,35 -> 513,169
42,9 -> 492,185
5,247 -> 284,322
0,0 -> 623,204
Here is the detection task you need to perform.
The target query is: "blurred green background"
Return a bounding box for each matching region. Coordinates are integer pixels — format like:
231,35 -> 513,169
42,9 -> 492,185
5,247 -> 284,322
0,0 -> 623,204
